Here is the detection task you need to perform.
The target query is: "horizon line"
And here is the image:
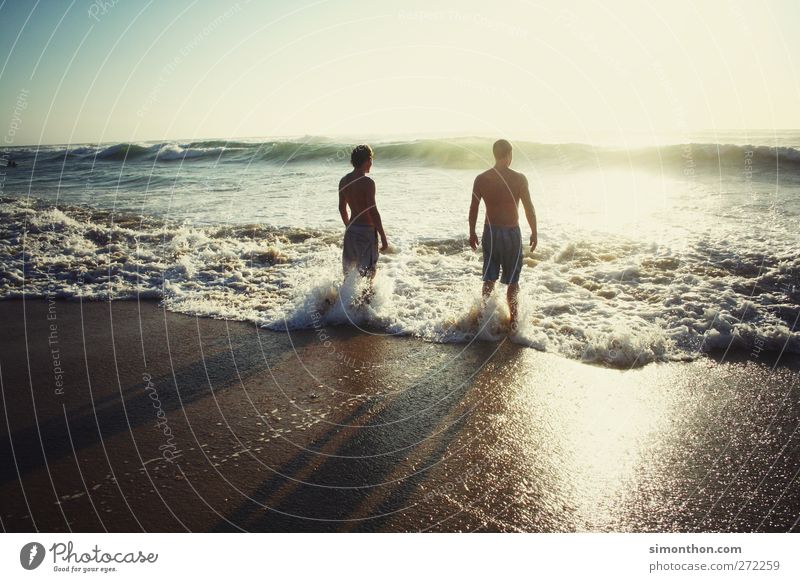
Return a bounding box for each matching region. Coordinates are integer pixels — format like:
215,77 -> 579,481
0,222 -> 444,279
7,128 -> 800,149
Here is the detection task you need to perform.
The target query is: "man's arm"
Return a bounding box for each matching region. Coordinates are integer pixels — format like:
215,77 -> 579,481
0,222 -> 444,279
338,178 -> 350,226
468,176 -> 482,250
366,179 -> 389,251
519,175 -> 537,251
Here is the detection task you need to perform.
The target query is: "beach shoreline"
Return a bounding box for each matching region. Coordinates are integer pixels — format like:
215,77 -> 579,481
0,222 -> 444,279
1,298 -> 799,532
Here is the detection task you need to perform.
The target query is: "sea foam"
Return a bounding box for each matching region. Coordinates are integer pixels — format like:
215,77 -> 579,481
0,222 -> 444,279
2,197 -> 797,368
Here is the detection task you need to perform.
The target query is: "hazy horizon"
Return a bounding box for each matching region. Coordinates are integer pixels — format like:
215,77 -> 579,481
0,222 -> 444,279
3,0 -> 800,147
8,128 -> 800,150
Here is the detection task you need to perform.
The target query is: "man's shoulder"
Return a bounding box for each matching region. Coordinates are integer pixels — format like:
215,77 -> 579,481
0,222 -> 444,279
340,172 -> 373,186
476,167 -> 526,182
509,168 -> 528,186
354,175 -> 375,192
342,172 -> 374,183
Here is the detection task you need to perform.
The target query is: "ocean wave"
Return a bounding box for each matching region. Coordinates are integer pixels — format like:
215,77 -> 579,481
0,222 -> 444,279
2,197 -> 798,368
8,138 -> 800,173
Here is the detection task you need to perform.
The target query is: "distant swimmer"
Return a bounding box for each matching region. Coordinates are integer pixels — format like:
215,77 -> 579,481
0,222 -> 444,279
8,159 -> 16,167
469,139 -> 538,330
338,144 -> 389,283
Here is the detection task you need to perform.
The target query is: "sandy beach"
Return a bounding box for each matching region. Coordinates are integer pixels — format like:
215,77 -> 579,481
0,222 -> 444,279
0,298 -> 797,532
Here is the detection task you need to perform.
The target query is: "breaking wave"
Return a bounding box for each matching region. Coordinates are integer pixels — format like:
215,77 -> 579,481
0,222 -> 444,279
2,197 -> 798,368
7,138 -> 800,173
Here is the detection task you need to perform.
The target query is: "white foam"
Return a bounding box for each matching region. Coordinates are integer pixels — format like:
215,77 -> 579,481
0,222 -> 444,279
2,197 -> 798,367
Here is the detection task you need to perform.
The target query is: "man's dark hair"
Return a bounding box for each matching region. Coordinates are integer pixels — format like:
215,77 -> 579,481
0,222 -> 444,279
350,144 -> 373,168
493,139 -> 512,160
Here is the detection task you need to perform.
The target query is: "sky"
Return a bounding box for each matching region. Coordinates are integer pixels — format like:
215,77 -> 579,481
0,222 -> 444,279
1,0 -> 799,146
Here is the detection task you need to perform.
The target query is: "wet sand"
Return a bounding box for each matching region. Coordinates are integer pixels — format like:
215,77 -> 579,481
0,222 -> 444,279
0,299 -> 799,532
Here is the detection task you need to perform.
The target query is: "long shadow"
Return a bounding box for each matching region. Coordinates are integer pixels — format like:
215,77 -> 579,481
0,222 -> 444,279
214,341 -> 521,532
351,411 -> 472,532
0,327 -> 316,485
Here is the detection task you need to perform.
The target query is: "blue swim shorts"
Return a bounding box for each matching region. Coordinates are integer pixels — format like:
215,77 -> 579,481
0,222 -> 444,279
342,223 -> 378,276
481,223 -> 522,285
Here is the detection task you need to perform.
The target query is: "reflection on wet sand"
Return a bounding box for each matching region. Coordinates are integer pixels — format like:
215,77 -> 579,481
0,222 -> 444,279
1,300 -> 798,532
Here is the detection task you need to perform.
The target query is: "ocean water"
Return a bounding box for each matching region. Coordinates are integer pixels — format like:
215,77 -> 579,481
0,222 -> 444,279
1,135 -> 798,367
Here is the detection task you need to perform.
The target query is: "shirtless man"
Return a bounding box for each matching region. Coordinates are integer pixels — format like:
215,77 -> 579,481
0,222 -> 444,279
339,144 -> 388,279
469,139 -> 537,328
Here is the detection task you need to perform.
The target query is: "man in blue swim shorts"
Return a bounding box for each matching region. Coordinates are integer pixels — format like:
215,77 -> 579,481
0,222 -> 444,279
468,139 -> 538,328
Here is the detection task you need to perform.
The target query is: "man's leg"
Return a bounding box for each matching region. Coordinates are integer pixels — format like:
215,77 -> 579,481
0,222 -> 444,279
360,235 -> 379,303
504,226 -> 523,330
481,226 -> 498,306
482,280 -> 495,308
362,267 -> 376,303
507,283 -> 519,328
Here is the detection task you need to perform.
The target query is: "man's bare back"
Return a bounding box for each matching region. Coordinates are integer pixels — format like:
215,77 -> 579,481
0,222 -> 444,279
339,171 -> 376,226
472,166 -> 528,227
